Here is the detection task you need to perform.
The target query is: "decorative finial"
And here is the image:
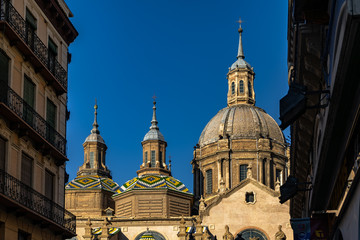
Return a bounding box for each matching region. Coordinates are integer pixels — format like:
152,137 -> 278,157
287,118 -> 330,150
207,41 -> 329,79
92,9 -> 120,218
91,99 -> 100,134
168,155 -> 172,171
236,18 -> 245,59
150,96 -> 159,130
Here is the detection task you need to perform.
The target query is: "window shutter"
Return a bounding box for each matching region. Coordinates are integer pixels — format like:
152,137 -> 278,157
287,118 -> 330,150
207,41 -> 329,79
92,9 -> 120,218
0,50 -> 9,84
48,38 -> 58,55
89,152 -> 94,168
24,76 -> 35,108
46,99 -> 56,128
0,137 -> 5,170
21,154 -> 33,186
26,9 -> 37,30
45,170 -> 54,200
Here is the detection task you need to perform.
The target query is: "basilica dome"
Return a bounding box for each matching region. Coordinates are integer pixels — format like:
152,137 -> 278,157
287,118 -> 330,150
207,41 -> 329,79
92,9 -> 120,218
198,104 -> 284,147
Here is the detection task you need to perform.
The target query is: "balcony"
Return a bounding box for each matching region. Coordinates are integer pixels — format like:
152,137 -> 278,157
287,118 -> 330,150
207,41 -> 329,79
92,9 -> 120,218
0,81 -> 67,163
0,0 -> 67,95
0,168 -> 76,238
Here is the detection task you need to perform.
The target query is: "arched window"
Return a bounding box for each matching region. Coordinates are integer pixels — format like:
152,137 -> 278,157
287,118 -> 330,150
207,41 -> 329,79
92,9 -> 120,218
236,229 -> 268,240
248,81 -> 252,98
206,169 -> 213,194
231,82 -> 235,95
239,80 -> 244,93
240,164 -> 248,182
135,231 -> 166,240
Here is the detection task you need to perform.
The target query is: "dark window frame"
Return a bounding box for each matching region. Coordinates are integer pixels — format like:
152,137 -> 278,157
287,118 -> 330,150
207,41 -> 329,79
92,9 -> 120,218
206,169 -> 213,194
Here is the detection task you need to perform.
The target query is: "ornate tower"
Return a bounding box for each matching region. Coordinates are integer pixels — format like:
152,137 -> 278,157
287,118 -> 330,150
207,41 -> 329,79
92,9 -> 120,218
65,104 -> 120,217
137,100 -> 171,176
78,103 -> 110,177
227,23 -> 255,106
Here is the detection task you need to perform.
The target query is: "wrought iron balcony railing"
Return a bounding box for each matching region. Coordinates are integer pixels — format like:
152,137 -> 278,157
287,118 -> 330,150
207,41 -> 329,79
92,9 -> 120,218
0,0 -> 67,91
0,168 -> 76,235
0,81 -> 66,156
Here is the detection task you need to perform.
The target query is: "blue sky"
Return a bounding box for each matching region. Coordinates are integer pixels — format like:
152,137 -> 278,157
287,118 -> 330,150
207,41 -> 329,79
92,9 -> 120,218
65,0 -> 289,192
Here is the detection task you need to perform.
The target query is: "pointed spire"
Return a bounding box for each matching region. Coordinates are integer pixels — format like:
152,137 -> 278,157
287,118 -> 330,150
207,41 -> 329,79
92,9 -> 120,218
237,18 -> 245,59
150,95 -> 159,130
91,99 -> 100,134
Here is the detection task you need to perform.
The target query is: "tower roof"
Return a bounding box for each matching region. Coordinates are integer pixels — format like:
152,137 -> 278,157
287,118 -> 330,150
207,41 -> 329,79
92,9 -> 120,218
230,20 -> 252,70
84,102 -> 105,144
143,100 -> 165,142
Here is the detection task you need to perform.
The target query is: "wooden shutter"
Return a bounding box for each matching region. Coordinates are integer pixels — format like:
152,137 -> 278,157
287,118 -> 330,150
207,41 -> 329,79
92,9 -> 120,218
0,137 -> 5,170
45,170 -> 54,200
46,99 -> 56,128
48,38 -> 58,56
0,50 -> 9,84
25,8 -> 37,30
21,154 -> 33,186
23,76 -> 35,108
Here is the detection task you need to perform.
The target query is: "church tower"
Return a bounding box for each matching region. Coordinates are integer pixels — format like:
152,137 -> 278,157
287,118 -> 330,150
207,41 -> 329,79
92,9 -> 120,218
65,103 -> 120,217
78,103 -> 110,177
138,99 -> 171,176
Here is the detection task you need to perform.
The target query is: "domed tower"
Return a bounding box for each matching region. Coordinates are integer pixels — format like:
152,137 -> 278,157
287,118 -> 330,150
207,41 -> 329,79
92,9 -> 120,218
65,103 -> 120,216
113,100 -> 192,219
192,23 -> 288,208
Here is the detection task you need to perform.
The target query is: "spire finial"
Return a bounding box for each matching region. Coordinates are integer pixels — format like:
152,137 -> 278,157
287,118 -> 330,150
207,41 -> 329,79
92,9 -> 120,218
91,99 -> 100,134
236,18 -> 245,59
168,155 -> 172,171
150,95 -> 159,130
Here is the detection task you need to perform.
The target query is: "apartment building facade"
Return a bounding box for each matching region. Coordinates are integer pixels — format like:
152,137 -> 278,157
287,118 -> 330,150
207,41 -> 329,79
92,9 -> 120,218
0,0 -> 77,239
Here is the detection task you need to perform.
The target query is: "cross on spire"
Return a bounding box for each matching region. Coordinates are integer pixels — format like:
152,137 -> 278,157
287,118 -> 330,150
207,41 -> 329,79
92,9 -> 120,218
237,18 -> 243,28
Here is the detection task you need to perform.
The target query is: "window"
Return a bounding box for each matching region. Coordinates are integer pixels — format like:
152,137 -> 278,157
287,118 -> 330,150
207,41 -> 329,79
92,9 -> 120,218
245,192 -> 255,203
240,164 -> 248,182
23,76 -> 35,125
46,98 -> 56,128
45,170 -> 54,200
145,152 -> 148,163
0,49 -> 9,85
159,151 -> 163,164
239,80 -> 244,93
89,152 -> 94,168
25,9 -> 37,49
21,153 -> 33,187
0,137 -> 5,170
18,230 -> 30,240
48,37 -> 57,72
270,160 -> 275,189
248,81 -> 252,98
231,82 -> 235,95
151,150 -> 156,167
276,169 -> 283,185
262,159 -> 266,185
98,151 -> 101,164
206,169 -> 212,194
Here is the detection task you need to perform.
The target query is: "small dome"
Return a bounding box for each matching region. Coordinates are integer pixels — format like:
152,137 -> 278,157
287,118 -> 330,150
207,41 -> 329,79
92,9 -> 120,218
84,132 -> 105,144
143,129 -> 165,141
116,175 -> 190,195
199,105 -> 285,147
66,175 -> 120,193
230,58 -> 252,70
